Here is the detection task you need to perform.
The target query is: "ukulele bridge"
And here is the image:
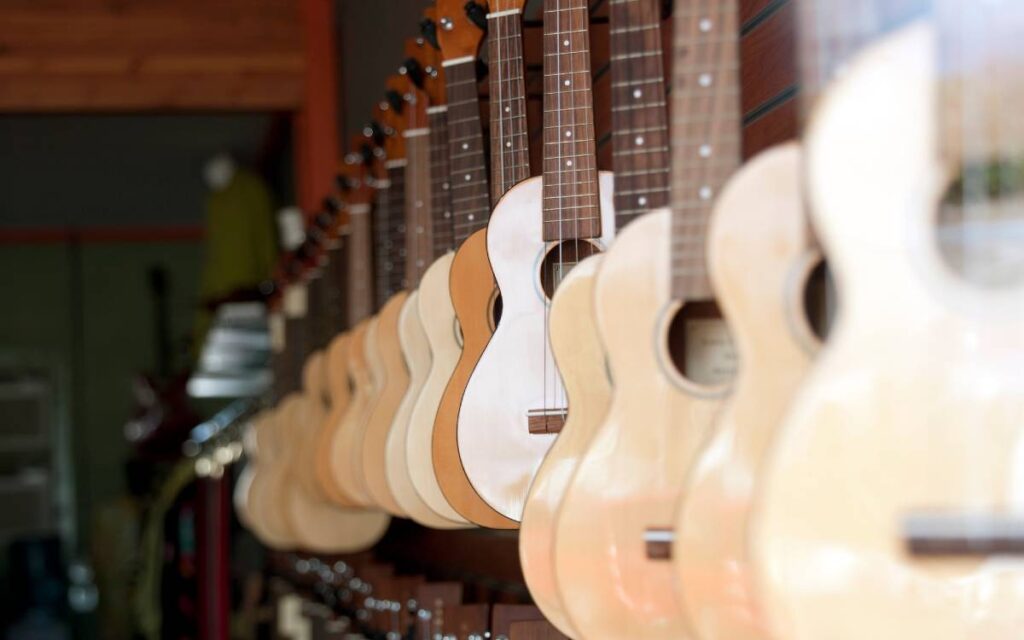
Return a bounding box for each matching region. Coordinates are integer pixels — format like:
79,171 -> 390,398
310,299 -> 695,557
527,408 -> 567,434
644,527 -> 674,560
903,512 -> 1024,556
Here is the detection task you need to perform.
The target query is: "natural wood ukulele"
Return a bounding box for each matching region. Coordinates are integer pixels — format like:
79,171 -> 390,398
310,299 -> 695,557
520,0 -> 671,633
553,0 -> 741,636
752,3 -> 1024,638
457,0 -> 616,521
385,26 -> 472,528
427,0 -> 530,529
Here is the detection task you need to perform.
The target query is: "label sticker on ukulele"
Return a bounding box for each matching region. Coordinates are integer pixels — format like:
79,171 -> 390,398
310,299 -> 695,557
685,318 -> 737,386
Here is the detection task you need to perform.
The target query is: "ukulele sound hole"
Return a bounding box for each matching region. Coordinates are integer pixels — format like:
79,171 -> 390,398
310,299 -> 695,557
665,301 -> 737,387
540,240 -> 601,300
489,291 -> 503,332
802,259 -> 836,341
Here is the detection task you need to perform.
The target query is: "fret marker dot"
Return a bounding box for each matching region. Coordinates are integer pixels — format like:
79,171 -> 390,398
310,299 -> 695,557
505,106 -> 510,113
633,88 -> 642,99
699,186 -> 713,200
635,136 -> 644,146
442,182 -> 449,190
699,18 -> 713,32
468,214 -> 475,221
417,259 -> 425,267
566,160 -> 573,167
699,73 -> 712,87
565,131 -> 572,138
699,144 -> 712,158
638,196 -> 648,206
506,141 -> 512,148
462,143 -> 469,150
563,39 -> 570,47
465,174 -> 472,181
416,225 -> 424,233
564,79 -> 571,87
444,211 -> 451,218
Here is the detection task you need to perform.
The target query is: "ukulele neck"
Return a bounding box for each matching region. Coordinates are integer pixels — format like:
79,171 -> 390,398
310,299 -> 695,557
669,0 -> 742,301
444,59 -> 491,244
541,0 -> 602,242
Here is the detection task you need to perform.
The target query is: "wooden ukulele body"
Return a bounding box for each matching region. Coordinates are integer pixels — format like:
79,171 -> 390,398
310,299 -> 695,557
360,292 -> 410,516
328,319 -> 377,506
752,22 -> 1024,640
403,253 -> 474,526
672,142 -> 816,639
554,206 -> 727,638
386,288 -> 466,527
456,172 -> 615,521
434,229 -> 518,528
315,331 -> 359,506
519,253 -> 608,637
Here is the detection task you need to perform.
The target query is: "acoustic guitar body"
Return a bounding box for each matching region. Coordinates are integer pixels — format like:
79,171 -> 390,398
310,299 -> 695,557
752,22 -> 1024,640
329,319 -> 377,507
314,332 -> 359,507
457,172 -> 616,521
360,292 -> 410,516
519,253 -> 608,637
672,142 -> 817,639
387,288 -> 466,527
402,254 -> 473,527
253,400 -> 299,550
434,230 -> 516,528
555,207 -> 728,638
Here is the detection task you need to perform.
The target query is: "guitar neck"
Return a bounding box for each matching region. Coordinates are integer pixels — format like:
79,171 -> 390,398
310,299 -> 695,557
488,7 -> 531,203
609,0 -> 671,226
346,204 -> 375,323
373,161 -> 408,307
669,0 -> 742,301
428,105 -> 456,257
541,0 -> 602,242
444,60 -> 491,244
404,127 -> 434,286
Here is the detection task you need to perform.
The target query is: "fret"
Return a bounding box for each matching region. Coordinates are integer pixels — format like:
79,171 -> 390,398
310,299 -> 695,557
611,77 -> 666,88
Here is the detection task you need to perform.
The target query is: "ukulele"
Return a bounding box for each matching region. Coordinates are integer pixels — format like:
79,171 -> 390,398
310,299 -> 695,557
520,0 -> 671,632
329,99 -> 408,510
554,0 -> 741,635
428,0 -> 528,529
280,220 -> 390,553
752,3 -> 1024,638
456,0 -> 616,522
384,25 -> 472,528
322,141 -> 383,507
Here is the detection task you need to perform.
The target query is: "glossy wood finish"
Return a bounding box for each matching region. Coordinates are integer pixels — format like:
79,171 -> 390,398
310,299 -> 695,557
328,320 -> 377,506
673,143 -> 816,639
752,22 -> 1024,639
359,297 -> 409,516
433,230 -> 518,528
555,208 -> 728,638
519,254 -> 606,637
457,172 -> 616,520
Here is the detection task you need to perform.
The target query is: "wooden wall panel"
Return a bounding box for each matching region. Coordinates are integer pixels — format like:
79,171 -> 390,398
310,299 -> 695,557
0,0 -> 304,111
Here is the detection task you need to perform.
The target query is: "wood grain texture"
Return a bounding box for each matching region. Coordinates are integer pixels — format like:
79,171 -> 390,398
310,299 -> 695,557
673,142 -> 816,639
752,22 -> 1024,639
433,229 -> 519,528
554,208 -> 728,638
0,0 -> 303,110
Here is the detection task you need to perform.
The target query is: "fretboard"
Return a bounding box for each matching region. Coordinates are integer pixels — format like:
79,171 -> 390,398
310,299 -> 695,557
347,204 -> 375,322
542,0 -> 602,241
609,0 -> 671,226
373,161 -> 408,307
428,106 -> 456,257
488,8 -> 531,203
444,60 -> 491,244
404,127 -> 433,287
669,0 -> 742,300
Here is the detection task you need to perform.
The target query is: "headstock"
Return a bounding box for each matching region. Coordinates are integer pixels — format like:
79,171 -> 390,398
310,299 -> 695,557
407,23 -> 446,106
401,45 -> 432,130
341,134 -> 376,204
489,0 -> 526,14
382,74 -> 411,161
436,0 -> 487,62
